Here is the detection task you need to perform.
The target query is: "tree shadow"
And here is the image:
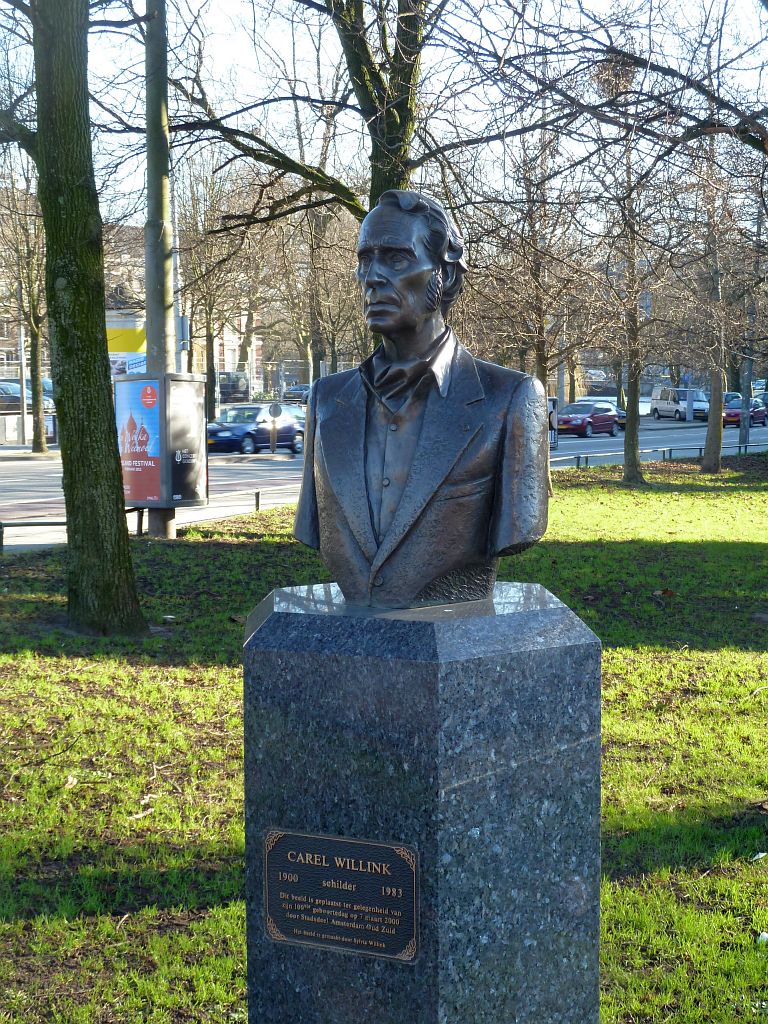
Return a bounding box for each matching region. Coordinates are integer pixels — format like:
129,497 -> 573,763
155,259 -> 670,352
1,531 -> 765,662
602,803 -> 768,881
0,840 -> 244,922
555,455 -> 768,496
504,539 -> 768,651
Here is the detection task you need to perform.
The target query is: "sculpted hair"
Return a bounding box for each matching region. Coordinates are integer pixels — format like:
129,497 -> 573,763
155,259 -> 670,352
374,190 -> 467,315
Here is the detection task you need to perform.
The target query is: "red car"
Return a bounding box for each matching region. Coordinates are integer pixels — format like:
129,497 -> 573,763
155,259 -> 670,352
722,398 -> 767,428
557,401 -> 620,438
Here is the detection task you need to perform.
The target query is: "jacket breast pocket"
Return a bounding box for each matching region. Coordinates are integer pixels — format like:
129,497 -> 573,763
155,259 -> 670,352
434,473 -> 495,501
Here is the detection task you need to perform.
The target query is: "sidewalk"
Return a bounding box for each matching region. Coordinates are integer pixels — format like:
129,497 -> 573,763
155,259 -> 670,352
0,444 -> 61,460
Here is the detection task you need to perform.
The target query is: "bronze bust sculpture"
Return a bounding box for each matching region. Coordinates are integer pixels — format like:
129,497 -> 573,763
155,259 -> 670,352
294,190 -> 548,608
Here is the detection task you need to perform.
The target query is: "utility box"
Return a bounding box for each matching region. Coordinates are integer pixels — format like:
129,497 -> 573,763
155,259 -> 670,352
113,372 -> 208,508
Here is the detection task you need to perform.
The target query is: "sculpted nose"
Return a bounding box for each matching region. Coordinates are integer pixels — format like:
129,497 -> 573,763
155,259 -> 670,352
363,258 -> 386,286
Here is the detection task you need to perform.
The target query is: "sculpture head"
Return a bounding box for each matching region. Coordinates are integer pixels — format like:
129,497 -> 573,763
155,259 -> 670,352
356,190 -> 467,349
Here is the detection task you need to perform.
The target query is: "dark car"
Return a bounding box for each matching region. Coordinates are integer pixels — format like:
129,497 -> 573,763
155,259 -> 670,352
0,381 -> 55,413
722,397 -> 768,428
755,391 -> 768,411
615,405 -> 627,430
0,376 -> 54,399
282,383 -> 310,404
207,404 -> 304,454
557,401 -> 620,438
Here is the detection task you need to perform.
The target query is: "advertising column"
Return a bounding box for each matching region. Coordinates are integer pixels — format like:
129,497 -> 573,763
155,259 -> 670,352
168,377 -> 207,503
115,380 -> 162,503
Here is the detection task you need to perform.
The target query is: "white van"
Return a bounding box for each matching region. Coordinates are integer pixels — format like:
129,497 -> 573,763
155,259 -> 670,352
650,386 -> 709,421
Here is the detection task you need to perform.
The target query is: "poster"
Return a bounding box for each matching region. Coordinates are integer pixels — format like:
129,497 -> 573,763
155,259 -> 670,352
168,378 -> 207,503
115,379 -> 161,503
110,353 -> 147,376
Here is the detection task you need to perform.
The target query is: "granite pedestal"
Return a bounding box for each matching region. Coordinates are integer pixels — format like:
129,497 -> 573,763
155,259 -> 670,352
243,582 -> 601,1024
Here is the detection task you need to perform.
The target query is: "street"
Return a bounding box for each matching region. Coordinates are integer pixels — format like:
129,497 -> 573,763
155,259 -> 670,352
0,453 -> 305,552
552,418 -> 768,464
2,419 -> 767,552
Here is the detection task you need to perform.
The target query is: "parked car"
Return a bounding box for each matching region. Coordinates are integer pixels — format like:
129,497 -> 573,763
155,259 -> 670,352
0,376 -> 54,399
615,406 -> 627,430
282,383 -> 310,404
557,401 -> 620,437
755,392 -> 768,410
650,385 -> 709,420
207,404 -> 304,454
722,397 -> 768,428
723,391 -> 741,406
0,381 -> 55,413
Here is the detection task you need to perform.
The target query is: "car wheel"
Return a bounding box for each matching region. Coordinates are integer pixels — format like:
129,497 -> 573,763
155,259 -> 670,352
652,408 -> 660,419
610,422 -> 619,437
240,435 -> 256,455
291,432 -> 304,454
674,409 -> 682,421
584,423 -> 593,438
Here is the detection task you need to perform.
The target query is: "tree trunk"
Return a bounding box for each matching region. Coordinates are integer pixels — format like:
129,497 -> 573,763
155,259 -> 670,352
31,0 -> 144,633
29,310 -> 47,453
701,341 -> 724,473
205,312 -> 217,421
612,357 -> 626,409
669,364 -> 681,387
236,303 -> 255,372
622,345 -> 645,484
308,286 -> 325,381
726,350 -> 741,393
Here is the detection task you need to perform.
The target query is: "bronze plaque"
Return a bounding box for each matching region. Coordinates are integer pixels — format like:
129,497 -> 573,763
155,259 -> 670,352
264,830 -> 418,962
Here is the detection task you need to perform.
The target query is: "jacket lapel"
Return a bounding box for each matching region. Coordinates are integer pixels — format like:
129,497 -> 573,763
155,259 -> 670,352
317,373 -> 378,563
371,342 -> 486,574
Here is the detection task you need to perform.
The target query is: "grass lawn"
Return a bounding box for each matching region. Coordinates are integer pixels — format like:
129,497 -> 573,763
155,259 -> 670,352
1,456 -> 767,1023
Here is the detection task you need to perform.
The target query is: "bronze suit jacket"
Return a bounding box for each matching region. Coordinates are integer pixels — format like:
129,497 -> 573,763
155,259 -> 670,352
294,339 -> 549,607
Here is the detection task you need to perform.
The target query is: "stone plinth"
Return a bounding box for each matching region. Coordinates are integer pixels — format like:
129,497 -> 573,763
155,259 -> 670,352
243,583 -> 600,1024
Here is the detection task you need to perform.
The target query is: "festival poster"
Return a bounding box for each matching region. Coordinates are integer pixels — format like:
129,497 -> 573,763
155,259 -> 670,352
114,379 -> 162,503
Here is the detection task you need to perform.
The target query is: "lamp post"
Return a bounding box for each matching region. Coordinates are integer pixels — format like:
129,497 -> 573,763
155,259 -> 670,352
145,0 -> 176,537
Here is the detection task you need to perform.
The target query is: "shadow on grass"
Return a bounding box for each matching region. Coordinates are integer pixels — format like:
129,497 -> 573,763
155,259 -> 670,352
4,808 -> 765,922
554,453 -> 768,495
1,532 -> 766,661
503,539 -> 768,651
0,841 -> 244,922
602,803 -> 768,881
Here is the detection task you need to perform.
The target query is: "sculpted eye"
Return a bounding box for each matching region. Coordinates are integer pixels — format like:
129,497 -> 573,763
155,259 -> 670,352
388,253 -> 409,269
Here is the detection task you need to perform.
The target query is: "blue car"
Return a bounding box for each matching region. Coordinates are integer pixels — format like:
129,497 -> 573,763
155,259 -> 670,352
207,404 -> 304,455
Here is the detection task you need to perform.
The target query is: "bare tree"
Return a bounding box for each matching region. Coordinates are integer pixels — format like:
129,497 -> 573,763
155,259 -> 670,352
0,0 -> 145,634
0,148 -> 47,451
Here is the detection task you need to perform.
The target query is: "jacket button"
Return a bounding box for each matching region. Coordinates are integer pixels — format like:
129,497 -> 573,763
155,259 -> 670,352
389,423 -> 398,431
373,575 -> 384,586
382,477 -> 390,487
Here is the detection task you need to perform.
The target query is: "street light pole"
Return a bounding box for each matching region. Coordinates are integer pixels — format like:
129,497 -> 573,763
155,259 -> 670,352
145,0 -> 175,537
16,282 -> 27,445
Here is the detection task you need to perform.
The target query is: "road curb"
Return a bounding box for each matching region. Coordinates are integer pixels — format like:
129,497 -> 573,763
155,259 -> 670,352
0,450 -> 61,461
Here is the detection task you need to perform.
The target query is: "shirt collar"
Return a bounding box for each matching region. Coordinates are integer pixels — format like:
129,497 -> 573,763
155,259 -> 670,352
360,327 -> 455,407
430,328 -> 455,398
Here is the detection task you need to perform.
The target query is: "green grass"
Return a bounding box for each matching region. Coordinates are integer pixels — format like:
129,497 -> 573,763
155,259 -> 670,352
1,457 -> 767,1022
